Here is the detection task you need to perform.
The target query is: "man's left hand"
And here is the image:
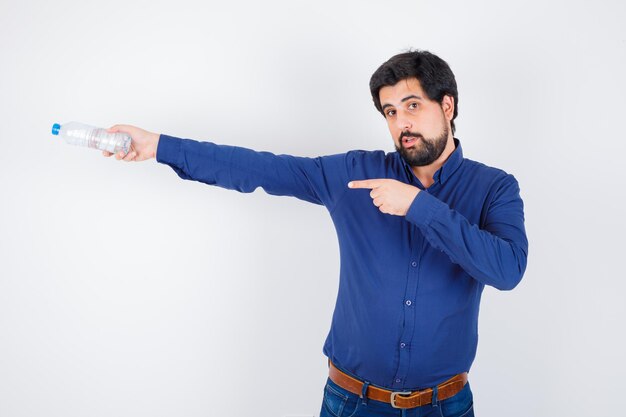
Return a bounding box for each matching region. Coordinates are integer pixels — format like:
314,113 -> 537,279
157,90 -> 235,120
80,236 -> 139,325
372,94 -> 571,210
348,179 -> 420,216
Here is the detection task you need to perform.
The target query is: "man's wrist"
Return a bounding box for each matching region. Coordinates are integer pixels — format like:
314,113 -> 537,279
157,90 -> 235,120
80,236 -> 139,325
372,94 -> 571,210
152,133 -> 161,159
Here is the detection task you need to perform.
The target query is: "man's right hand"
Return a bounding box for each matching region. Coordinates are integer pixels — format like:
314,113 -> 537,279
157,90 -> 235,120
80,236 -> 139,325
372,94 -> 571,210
102,124 -> 160,162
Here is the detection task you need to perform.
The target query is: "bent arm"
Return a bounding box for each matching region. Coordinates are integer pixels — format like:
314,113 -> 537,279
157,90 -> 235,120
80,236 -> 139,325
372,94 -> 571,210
156,134 -> 351,210
406,174 -> 529,290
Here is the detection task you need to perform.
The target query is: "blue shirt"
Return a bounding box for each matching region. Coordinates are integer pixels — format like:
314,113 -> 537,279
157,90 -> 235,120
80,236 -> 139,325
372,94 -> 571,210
156,134 -> 528,390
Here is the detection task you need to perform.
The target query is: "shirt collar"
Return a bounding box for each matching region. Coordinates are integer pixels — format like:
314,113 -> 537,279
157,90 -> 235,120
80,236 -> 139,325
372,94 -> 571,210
400,137 -> 464,186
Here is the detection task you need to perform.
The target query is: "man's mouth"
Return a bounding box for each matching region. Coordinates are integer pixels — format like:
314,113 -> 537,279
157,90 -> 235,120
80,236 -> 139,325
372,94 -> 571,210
402,136 -> 421,148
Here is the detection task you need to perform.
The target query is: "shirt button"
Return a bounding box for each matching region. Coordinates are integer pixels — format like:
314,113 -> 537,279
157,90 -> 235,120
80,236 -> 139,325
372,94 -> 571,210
395,378 -> 401,383
405,300 -> 412,306
400,343 -> 406,348
411,261 -> 417,267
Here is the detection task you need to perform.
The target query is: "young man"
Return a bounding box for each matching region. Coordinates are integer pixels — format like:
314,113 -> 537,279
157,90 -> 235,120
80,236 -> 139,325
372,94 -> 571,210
104,50 -> 528,416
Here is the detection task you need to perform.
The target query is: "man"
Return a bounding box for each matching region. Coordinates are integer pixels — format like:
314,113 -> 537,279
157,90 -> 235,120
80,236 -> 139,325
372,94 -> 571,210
103,50 -> 528,416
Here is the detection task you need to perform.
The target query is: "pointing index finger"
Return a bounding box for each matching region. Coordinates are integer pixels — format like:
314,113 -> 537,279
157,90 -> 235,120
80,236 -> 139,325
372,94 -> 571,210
348,179 -> 382,189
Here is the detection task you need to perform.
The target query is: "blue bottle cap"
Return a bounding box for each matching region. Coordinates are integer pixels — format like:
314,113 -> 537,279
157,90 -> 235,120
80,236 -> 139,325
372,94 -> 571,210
51,123 -> 61,135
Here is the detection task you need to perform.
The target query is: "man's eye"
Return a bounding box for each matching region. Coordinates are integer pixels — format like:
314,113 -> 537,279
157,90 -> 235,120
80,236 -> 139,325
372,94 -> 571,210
409,102 -> 418,109
386,109 -> 396,117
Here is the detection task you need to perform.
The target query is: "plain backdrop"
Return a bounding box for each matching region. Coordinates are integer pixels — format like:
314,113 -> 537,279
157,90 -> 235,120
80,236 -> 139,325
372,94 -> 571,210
1,0 -> 625,416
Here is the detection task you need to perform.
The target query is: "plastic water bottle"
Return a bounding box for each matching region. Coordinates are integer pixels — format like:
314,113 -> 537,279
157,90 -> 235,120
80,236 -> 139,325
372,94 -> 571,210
51,121 -> 131,155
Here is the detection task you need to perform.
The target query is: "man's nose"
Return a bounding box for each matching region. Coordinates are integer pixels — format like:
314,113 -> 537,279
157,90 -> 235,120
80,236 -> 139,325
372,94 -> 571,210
396,113 -> 412,130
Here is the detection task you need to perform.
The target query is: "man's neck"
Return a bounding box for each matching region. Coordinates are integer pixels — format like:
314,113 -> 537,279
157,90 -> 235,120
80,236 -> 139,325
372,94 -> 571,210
411,135 -> 456,189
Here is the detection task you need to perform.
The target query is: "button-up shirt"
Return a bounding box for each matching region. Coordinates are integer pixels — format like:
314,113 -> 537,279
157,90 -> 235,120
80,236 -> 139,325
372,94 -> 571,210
156,135 -> 529,390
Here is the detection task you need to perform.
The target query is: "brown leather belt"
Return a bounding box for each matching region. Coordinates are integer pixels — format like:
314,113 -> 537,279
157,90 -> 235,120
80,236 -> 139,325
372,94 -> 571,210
328,360 -> 468,409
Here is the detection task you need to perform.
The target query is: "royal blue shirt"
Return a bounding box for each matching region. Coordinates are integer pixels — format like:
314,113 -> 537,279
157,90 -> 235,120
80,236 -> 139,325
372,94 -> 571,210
156,134 -> 528,390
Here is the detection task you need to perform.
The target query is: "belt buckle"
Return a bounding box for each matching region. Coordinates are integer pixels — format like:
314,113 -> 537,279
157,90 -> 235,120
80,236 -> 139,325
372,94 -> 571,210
390,391 -> 412,409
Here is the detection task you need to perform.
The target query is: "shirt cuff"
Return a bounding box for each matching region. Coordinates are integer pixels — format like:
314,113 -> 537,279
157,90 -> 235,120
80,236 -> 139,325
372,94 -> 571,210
156,134 -> 183,166
405,190 -> 445,228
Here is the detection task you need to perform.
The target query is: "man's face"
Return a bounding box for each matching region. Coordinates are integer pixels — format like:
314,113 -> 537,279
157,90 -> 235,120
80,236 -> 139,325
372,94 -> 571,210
379,77 -> 452,167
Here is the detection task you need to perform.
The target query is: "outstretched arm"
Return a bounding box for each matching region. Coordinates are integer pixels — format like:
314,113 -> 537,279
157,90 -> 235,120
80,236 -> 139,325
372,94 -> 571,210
103,125 -> 352,210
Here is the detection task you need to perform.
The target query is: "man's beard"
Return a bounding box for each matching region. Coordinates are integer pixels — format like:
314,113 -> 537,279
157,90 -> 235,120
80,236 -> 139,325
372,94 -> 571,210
395,124 -> 449,167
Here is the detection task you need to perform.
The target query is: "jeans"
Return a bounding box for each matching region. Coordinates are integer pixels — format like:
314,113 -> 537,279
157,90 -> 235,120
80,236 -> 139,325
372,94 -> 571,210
319,376 -> 474,417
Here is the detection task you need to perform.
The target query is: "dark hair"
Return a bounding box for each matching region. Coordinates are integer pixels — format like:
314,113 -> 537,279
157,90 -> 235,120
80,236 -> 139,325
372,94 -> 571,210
369,50 -> 459,134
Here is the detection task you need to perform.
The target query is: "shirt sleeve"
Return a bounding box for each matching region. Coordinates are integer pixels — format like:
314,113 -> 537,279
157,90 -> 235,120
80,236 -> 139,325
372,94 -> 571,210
155,134 -> 352,210
405,174 -> 529,290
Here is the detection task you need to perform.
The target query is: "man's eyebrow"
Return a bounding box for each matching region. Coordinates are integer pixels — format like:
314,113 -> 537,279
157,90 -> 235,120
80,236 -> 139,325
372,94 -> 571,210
381,95 -> 423,111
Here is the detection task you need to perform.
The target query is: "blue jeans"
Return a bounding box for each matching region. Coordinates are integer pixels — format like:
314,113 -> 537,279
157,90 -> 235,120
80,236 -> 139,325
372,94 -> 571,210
319,376 -> 474,417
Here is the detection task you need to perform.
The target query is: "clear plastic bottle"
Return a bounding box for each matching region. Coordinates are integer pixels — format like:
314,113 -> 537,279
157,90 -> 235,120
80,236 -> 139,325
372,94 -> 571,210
51,121 -> 131,155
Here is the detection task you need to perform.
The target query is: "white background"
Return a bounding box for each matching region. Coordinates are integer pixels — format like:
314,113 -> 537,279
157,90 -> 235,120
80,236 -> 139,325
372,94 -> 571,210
1,1 -> 625,416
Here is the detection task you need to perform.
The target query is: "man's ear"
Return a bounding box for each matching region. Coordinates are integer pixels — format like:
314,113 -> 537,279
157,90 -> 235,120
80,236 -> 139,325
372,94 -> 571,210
441,95 -> 455,121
